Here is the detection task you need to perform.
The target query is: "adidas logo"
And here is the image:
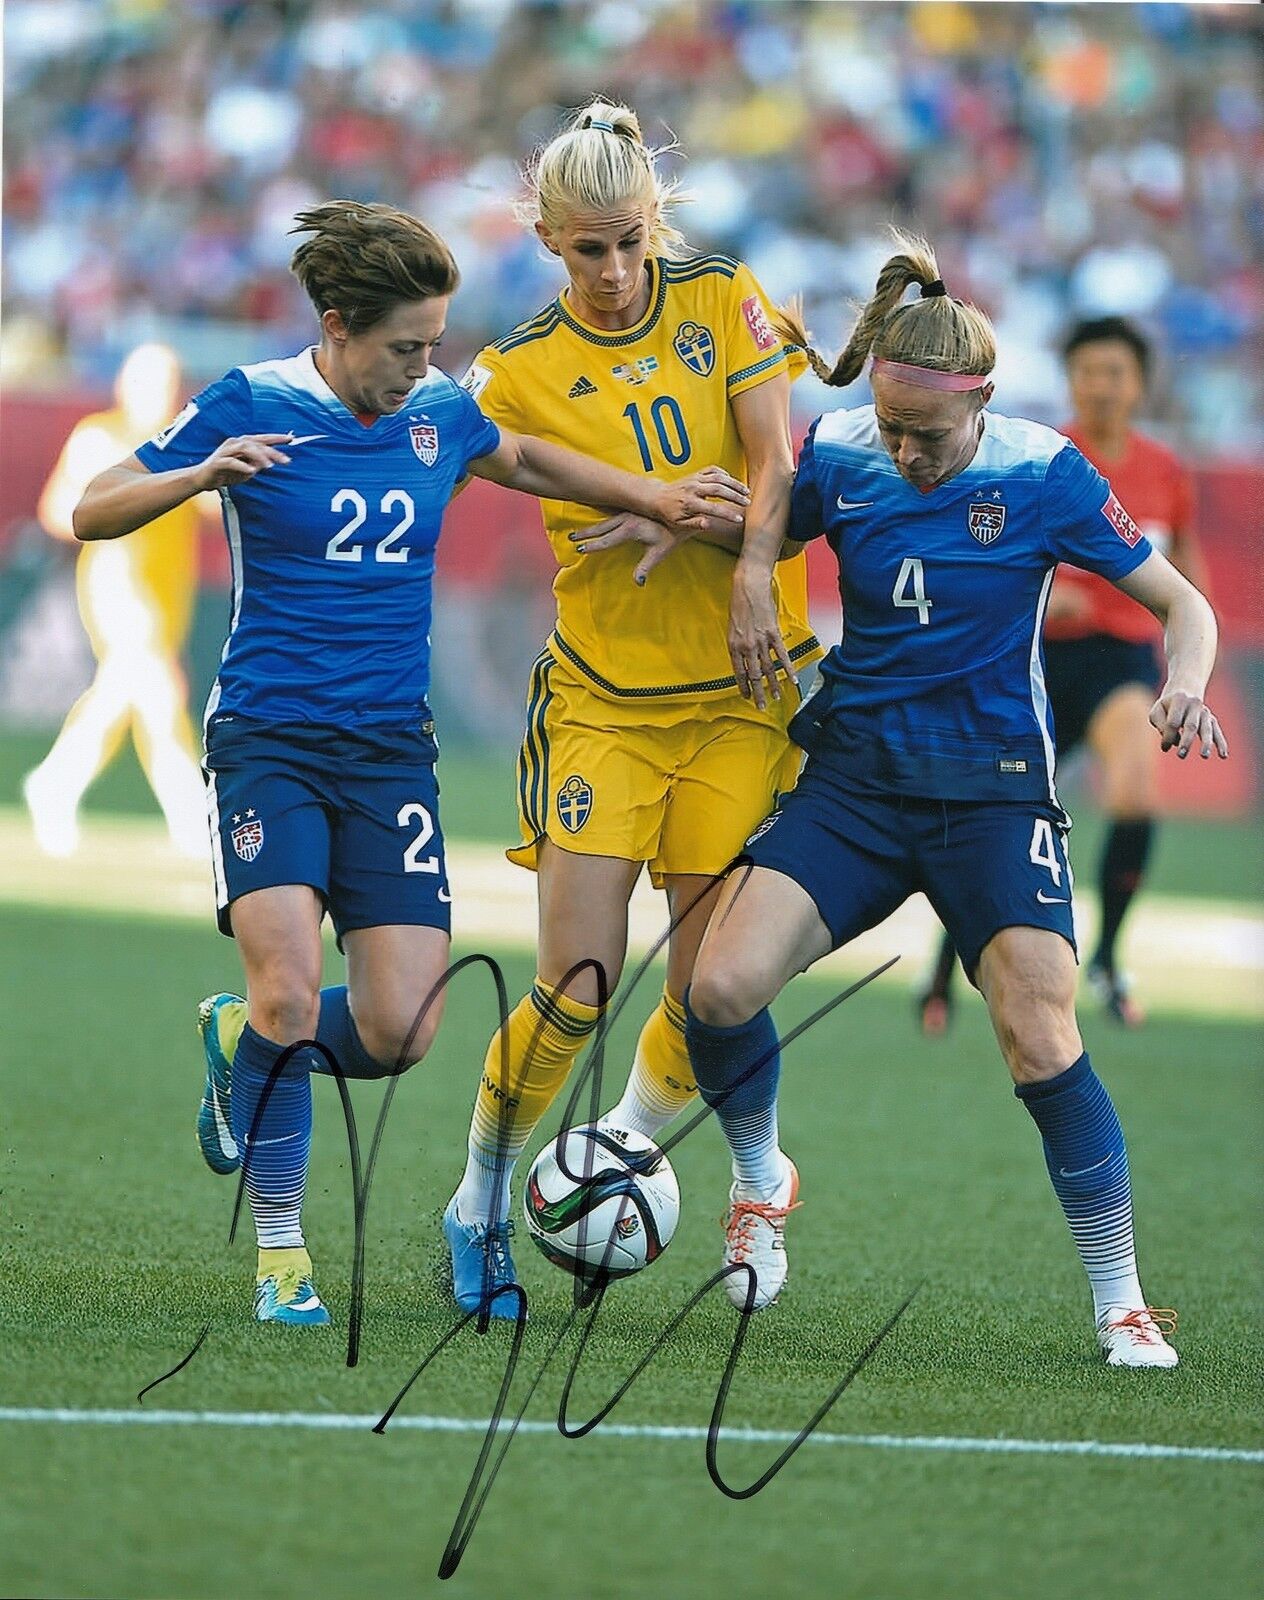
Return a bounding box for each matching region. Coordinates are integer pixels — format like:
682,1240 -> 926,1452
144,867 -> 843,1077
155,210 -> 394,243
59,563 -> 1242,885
568,375 -> 598,398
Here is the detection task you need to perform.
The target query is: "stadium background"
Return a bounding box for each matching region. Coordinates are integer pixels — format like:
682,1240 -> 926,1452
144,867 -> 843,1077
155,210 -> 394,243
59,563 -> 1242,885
1,4 -> 1261,1599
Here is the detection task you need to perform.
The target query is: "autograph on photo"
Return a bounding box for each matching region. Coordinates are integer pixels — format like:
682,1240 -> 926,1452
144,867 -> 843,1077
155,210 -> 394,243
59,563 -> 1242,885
139,879 -> 916,1579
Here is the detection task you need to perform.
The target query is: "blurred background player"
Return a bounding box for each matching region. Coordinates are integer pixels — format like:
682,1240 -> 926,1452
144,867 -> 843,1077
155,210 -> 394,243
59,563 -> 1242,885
441,100 -> 820,1317
918,316 -> 1209,1031
21,343 -> 208,860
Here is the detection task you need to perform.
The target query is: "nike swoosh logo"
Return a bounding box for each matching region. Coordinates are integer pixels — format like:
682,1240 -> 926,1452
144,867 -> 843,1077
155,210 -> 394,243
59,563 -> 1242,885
211,1088 -> 238,1159
1059,1154 -> 1112,1179
285,433 -> 329,446
836,497 -> 875,511
286,1295 -> 322,1312
1036,890 -> 1067,904
437,886 -> 452,903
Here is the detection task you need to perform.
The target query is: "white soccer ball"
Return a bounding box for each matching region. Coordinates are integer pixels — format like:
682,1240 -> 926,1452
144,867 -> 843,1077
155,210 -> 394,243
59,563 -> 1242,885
523,1124 -> 680,1281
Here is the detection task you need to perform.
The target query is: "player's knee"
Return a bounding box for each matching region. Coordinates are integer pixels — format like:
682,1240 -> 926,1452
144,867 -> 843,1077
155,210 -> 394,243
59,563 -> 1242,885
356,1000 -> 444,1073
688,960 -> 767,1029
251,979 -> 320,1046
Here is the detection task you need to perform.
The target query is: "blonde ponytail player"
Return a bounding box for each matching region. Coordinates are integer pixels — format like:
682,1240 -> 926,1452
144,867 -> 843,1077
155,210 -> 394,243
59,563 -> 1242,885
443,99 -> 822,1316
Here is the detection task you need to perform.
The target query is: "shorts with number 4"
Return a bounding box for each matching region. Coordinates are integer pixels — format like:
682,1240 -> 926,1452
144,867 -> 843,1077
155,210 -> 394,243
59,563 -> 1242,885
203,717 -> 451,941
510,647 -> 803,889
742,760 -> 1076,979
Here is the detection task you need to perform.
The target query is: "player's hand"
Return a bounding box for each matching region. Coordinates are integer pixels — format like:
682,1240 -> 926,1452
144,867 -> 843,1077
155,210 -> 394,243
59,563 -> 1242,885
193,434 -> 292,491
570,515 -> 692,584
730,559 -> 795,709
650,465 -> 750,530
1149,689 -> 1229,759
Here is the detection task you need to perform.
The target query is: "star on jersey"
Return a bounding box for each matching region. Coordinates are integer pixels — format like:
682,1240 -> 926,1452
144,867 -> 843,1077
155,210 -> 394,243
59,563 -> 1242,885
968,491 -> 1007,544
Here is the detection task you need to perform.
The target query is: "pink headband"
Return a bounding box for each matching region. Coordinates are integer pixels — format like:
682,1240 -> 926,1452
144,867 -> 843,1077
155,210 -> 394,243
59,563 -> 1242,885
871,358 -> 991,392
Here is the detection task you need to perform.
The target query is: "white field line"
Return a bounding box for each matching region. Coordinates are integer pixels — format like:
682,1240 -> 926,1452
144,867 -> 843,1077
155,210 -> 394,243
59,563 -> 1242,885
0,807 -> 1261,1020
0,1406 -> 1259,1465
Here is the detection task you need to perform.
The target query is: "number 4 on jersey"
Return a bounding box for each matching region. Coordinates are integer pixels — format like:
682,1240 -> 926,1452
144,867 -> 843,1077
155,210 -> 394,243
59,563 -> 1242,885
892,557 -> 932,625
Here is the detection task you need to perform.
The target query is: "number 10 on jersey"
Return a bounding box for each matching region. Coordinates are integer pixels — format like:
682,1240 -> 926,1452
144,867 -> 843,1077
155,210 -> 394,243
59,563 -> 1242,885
622,397 -> 692,471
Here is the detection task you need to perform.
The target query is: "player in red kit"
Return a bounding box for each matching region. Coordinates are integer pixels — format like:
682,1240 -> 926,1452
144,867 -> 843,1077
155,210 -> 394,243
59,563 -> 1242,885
918,317 -> 1209,1030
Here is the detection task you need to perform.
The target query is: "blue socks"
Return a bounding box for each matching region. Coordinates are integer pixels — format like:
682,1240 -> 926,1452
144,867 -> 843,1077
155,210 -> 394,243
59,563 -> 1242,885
1016,1052 -> 1143,1316
684,992 -> 786,1198
231,1024 -> 314,1250
311,986 -> 393,1079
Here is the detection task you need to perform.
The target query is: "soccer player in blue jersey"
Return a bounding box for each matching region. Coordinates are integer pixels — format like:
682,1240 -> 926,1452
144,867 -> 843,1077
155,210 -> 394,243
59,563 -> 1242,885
683,233 -> 1226,1366
73,199 -> 749,1326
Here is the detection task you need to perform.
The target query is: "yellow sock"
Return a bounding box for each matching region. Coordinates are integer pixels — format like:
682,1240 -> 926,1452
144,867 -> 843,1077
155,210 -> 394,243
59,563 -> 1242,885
607,986 -> 698,1138
456,980 -> 601,1222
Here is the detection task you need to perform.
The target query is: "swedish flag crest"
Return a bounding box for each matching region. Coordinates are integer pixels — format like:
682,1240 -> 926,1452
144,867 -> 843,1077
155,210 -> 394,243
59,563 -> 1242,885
556,774 -> 593,833
673,320 -> 715,377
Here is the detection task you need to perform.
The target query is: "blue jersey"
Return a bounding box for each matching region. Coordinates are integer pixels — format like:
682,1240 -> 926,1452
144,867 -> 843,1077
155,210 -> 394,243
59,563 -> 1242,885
788,407 -> 1153,804
135,349 -> 500,732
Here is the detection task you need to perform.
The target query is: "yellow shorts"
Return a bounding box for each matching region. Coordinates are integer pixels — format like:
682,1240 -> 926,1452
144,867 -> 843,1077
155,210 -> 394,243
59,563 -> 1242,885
509,647 -> 803,888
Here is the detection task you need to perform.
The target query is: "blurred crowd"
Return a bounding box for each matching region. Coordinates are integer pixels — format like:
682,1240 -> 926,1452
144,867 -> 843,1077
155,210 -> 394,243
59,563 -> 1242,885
5,0 -> 1262,452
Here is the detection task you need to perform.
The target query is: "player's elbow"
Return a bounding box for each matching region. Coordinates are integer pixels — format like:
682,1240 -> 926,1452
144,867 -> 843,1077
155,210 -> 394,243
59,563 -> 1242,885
71,494 -> 101,541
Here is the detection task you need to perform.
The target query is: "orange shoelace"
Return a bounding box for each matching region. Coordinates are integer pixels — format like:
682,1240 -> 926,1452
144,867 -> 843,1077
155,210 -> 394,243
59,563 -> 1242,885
723,1196 -> 803,1263
1104,1307 -> 1178,1339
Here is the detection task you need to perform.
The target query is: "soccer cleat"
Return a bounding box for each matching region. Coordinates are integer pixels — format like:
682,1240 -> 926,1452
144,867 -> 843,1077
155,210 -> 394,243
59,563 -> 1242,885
443,1195 -> 522,1319
254,1247 -> 331,1326
1086,961 -> 1146,1027
197,992 -> 246,1174
721,1157 -> 801,1312
1096,1306 -> 1179,1368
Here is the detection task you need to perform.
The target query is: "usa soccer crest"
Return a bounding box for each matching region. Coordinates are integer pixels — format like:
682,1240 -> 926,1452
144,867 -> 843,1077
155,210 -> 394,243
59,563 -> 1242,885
556,774 -> 593,833
409,422 -> 439,466
673,320 -> 715,377
968,493 -> 1006,545
231,815 -> 264,862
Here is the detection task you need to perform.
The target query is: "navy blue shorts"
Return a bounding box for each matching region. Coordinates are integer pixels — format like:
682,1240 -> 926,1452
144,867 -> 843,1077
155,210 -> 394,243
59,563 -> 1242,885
741,762 -> 1076,980
1045,634 -> 1161,755
203,718 -> 452,942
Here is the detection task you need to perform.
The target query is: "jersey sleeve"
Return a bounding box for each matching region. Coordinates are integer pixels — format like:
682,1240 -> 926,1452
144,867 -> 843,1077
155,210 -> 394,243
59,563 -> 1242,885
723,262 -> 806,399
1040,441 -> 1153,580
458,346 -> 522,432
134,369 -> 252,473
452,380 -> 501,464
787,418 -> 827,543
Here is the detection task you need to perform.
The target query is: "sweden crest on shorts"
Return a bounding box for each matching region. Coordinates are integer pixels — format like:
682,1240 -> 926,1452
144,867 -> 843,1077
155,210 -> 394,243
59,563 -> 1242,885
673,320 -> 715,377
968,490 -> 1006,545
410,422 -> 439,466
231,811 -> 264,862
556,774 -> 592,833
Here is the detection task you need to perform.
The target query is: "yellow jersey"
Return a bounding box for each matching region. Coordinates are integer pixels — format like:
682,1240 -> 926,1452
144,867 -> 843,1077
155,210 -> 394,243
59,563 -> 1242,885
463,254 -> 821,700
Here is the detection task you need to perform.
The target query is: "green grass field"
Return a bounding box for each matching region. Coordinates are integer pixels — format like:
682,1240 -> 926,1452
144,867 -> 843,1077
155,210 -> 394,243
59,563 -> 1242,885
2,925 -> 1261,1594
1,731 -> 1261,1598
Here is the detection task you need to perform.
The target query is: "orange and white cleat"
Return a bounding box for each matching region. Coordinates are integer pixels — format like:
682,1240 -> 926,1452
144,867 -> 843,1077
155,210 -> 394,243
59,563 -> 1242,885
1096,1306 -> 1179,1368
721,1157 -> 801,1312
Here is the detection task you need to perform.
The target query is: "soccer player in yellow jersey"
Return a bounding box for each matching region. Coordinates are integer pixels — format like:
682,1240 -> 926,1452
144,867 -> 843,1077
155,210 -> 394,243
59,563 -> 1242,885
443,100 -> 822,1315
23,343 -> 208,859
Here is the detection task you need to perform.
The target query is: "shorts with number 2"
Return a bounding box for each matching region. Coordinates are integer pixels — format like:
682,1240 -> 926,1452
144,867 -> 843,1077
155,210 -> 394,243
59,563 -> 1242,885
203,718 -> 451,941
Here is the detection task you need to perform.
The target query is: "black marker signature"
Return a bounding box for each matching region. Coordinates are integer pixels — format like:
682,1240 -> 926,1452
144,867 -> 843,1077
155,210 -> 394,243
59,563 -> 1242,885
138,876 -> 915,1580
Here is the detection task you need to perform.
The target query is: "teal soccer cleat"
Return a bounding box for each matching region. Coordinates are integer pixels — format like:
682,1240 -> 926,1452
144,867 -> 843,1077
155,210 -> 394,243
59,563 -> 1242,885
254,1248 -> 331,1327
442,1195 -> 522,1319
197,992 -> 244,1174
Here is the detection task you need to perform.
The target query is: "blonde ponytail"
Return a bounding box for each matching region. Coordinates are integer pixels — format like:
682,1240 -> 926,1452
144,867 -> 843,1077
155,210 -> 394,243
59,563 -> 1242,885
774,229 -> 996,389
517,99 -> 690,258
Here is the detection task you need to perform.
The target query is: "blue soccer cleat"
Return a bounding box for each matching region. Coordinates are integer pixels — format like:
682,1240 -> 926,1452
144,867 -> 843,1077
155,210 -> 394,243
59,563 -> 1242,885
197,991 -> 245,1174
254,1247 -> 331,1327
442,1195 -> 522,1319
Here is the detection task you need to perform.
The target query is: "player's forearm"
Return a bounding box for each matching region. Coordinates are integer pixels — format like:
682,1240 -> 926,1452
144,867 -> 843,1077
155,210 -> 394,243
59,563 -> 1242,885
74,463 -> 204,541
734,456 -> 794,577
1160,586 -> 1218,697
499,436 -> 661,520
